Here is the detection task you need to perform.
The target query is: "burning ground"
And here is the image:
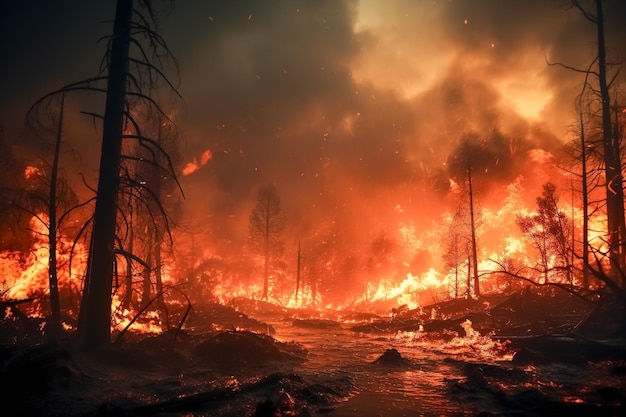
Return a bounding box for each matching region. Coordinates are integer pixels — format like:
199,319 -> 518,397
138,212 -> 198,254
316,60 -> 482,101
2,292 -> 626,416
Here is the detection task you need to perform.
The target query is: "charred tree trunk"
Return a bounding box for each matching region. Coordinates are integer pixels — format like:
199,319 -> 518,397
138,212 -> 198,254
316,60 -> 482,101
295,240 -> 301,305
47,94 -> 64,327
263,205 -> 270,301
466,249 -> 471,300
154,233 -> 169,328
467,151 -> 480,298
595,0 -> 625,282
79,0 -> 133,351
141,226 -> 154,309
580,112 -> 591,289
249,186 -> 285,302
122,204 -> 134,310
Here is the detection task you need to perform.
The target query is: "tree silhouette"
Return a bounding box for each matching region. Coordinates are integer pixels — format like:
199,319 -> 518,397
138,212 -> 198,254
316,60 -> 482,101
517,182 -> 573,284
555,0 -> 626,281
27,0 -> 182,350
447,136 -> 483,299
443,209 -> 469,299
248,185 -> 286,301
13,93 -> 83,329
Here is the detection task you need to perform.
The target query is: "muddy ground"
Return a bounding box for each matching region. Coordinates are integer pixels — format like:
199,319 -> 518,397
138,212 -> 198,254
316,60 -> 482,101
1,287 -> 626,416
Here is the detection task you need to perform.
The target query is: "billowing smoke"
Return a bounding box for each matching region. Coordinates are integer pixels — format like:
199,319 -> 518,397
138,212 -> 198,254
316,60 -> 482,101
2,0 -> 626,306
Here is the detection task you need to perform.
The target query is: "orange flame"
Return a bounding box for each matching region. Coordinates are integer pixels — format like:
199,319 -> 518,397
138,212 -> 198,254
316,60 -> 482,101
182,149 -> 213,176
24,165 -> 41,180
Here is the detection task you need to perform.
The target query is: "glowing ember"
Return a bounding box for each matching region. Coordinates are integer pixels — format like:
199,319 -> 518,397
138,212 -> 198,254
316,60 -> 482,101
182,149 -> 213,176
23,165 -> 41,180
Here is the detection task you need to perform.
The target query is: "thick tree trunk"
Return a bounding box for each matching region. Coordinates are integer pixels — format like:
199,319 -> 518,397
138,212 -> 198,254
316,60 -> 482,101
79,0 -> 133,351
595,0 -> 625,282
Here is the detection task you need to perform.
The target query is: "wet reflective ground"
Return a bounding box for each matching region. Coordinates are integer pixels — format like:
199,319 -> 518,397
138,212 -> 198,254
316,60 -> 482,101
273,319 -> 506,416
271,318 -> 626,416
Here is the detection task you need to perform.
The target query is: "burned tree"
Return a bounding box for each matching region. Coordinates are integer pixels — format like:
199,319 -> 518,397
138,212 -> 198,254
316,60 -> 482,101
13,93 -> 83,329
517,183 -> 573,284
466,145 -> 480,298
118,110 -> 182,316
553,0 -> 626,283
446,136 -> 483,299
248,185 -> 286,301
443,209 -> 469,299
28,0 -> 182,350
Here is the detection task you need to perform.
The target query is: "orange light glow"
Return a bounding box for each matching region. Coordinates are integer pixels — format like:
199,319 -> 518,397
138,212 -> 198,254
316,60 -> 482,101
182,149 -> 213,176
1,214 -> 87,316
24,165 -> 41,180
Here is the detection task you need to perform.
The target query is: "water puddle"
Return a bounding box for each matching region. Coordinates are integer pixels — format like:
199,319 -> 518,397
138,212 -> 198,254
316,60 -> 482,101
271,319 -> 507,415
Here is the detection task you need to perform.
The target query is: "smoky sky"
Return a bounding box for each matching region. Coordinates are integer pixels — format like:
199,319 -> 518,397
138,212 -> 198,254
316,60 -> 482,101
2,0 -> 626,253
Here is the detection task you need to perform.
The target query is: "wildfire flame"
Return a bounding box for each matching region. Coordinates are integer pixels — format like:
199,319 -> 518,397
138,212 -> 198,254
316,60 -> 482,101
24,165 -> 41,180
1,214 -> 87,316
182,149 -> 213,176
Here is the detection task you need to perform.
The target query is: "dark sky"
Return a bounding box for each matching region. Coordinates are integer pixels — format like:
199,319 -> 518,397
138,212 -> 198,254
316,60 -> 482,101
1,0 -> 626,284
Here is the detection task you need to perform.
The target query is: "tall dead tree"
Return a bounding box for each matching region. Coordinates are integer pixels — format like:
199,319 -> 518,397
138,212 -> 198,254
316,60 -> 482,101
80,0 -> 134,350
26,0 -> 182,349
466,146 -> 480,298
249,186 -> 286,301
295,240 -> 302,305
578,107 -> 591,289
569,0 -> 625,281
47,94 -> 65,325
22,91 -> 82,329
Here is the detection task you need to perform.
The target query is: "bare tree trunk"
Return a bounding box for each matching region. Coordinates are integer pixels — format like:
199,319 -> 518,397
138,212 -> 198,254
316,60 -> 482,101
79,0 -> 133,351
595,0 -> 625,282
263,200 -> 270,301
580,112 -> 590,289
154,234 -> 169,328
467,150 -> 480,298
141,226 -> 154,309
466,252 -> 471,300
295,240 -> 301,305
48,93 -> 64,327
122,204 -> 134,310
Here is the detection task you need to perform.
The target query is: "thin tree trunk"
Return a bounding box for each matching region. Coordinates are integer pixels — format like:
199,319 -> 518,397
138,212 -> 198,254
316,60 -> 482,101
466,252 -> 471,300
122,204 -> 134,310
48,93 -> 64,327
141,226 -> 154,309
467,150 -> 480,298
263,199 -> 270,301
80,0 -> 133,351
154,234 -> 169,328
580,112 -> 590,289
295,240 -> 301,305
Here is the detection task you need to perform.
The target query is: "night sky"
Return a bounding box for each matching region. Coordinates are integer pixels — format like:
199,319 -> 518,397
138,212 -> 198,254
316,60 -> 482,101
1,1 -> 626,295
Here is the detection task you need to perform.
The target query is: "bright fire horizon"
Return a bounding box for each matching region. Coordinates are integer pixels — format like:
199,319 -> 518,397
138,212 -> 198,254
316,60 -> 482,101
1,1 -> 625,313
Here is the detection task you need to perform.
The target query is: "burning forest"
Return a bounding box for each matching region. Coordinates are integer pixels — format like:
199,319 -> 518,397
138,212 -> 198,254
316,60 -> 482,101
2,1 -> 626,416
